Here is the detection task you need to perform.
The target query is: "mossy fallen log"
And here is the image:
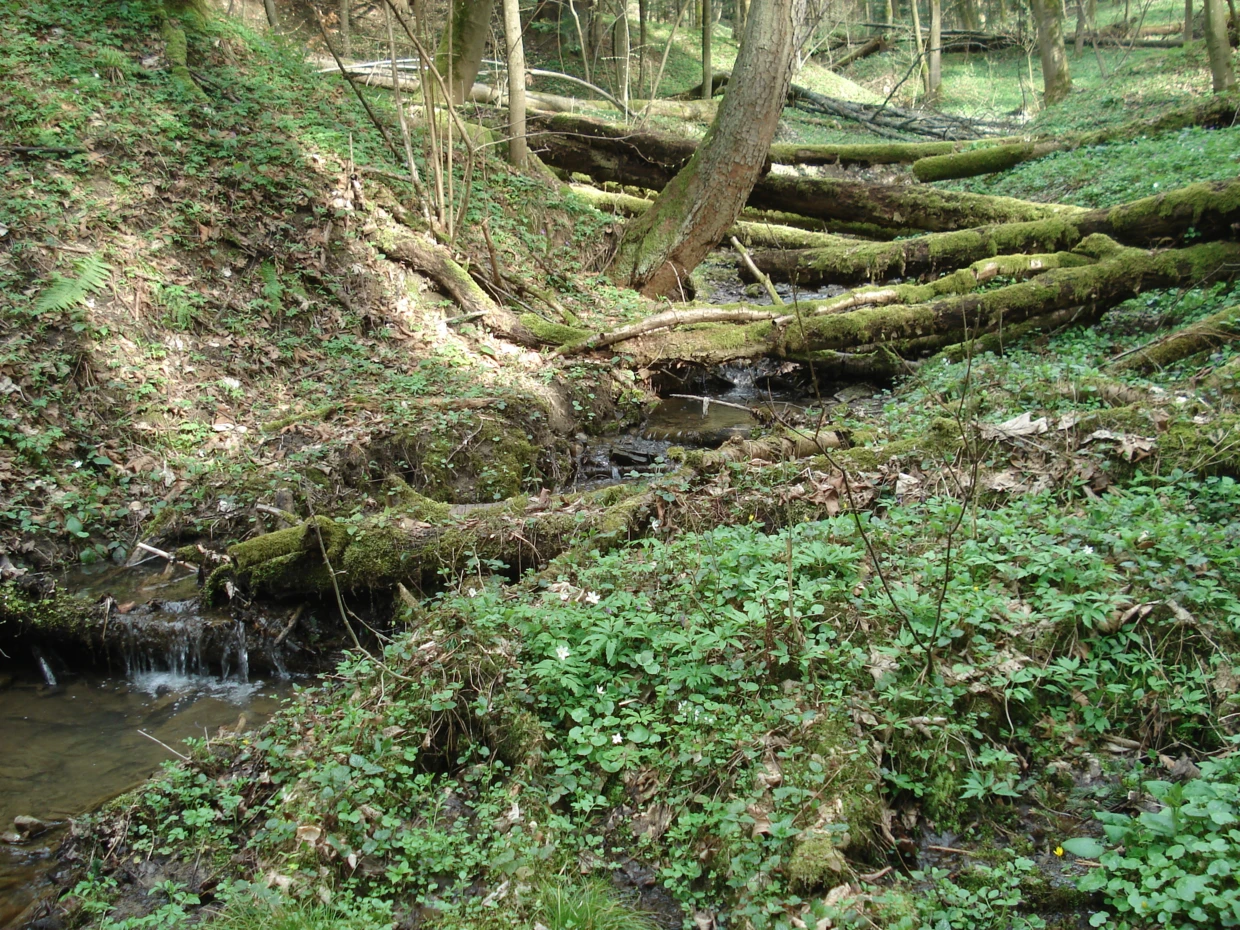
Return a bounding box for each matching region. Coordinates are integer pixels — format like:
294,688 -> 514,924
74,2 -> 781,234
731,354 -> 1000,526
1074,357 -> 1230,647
747,174 -> 1079,234
912,91 -> 1240,181
576,240 -> 1240,367
1109,305 -> 1240,373
209,484 -> 655,601
535,114 -> 1071,233
752,178 -> 1240,287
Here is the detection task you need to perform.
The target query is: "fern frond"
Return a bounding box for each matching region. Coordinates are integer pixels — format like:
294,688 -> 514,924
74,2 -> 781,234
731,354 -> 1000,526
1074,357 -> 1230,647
33,253 -> 111,315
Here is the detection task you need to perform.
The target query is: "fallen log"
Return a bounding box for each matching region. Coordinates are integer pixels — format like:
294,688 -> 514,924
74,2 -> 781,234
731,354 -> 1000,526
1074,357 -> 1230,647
832,35 -> 889,68
208,483 -> 655,601
912,91 -> 1240,181
748,173 -> 1079,234
786,83 -> 1012,140
1109,305 -> 1240,373
750,178 -> 1240,286
566,240 -> 1240,367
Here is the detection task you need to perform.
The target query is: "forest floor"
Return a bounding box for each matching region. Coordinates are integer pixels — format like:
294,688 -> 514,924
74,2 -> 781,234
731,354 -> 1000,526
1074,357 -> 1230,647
2,0 -> 1240,928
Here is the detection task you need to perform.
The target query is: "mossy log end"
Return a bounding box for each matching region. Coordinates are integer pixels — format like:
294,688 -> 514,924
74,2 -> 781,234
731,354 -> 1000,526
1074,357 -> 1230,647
596,240 -> 1240,367
913,142 -> 1056,182
211,485 -> 654,601
754,178 -> 1240,287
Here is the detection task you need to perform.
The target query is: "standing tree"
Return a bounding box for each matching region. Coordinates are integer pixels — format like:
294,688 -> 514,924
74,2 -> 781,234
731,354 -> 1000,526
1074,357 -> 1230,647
702,0 -> 714,98
436,0 -> 496,104
1030,0 -> 1071,104
927,0 -> 942,103
502,0 -> 528,166
609,0 -> 809,298
1204,0 -> 1237,91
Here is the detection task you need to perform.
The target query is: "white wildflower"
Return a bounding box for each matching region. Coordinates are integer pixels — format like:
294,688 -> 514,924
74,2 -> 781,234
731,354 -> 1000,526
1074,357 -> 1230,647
585,591 -> 601,605
467,587 -> 477,598
556,645 -> 571,661
1082,545 -> 1095,555
612,733 -> 623,744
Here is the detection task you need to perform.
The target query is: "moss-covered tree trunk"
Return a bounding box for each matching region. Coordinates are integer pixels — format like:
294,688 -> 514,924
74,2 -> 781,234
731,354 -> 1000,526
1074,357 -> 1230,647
607,0 -> 808,298
1204,0 -> 1238,91
750,178 -> 1240,286
1031,0 -> 1072,104
564,241 -> 1240,367
160,0 -> 209,102
436,0 -> 497,105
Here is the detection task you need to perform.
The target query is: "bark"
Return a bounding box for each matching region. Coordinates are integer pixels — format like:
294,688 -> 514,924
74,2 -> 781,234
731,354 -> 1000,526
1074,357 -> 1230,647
503,0 -> 528,167
1185,0 -> 1194,43
436,0 -> 497,105
751,177 -> 1240,286
263,0 -> 278,28
1110,304 -> 1240,373
607,0 -> 808,298
1205,0 -> 1238,91
340,0 -> 350,55
911,0 -> 929,96
564,241 -> 1240,367
1030,0 -> 1072,104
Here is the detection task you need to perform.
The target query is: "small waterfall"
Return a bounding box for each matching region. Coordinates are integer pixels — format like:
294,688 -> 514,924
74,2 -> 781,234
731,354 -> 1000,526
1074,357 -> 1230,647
37,655 -> 58,687
219,621 -> 249,683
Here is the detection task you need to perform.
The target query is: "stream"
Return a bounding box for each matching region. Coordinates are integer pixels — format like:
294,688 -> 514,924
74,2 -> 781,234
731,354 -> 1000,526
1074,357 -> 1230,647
0,564 -> 293,927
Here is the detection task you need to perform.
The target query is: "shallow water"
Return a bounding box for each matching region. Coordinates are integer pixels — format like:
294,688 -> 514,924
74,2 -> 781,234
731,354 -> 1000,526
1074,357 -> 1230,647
1,558 -> 293,925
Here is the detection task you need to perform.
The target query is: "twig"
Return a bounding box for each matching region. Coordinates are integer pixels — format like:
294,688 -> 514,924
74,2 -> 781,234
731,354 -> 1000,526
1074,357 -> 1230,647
480,218 -> 503,287
669,393 -> 764,414
730,236 -> 784,306
928,844 -> 976,856
313,12 -> 403,164
272,605 -> 305,647
138,729 -> 191,762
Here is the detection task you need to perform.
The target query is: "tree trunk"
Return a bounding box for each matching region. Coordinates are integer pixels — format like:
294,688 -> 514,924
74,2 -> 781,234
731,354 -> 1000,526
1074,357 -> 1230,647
928,0 -> 943,102
959,0 -> 981,30
608,0 -> 808,298
751,177 -> 1240,286
437,0 -> 498,105
1030,0 -> 1072,104
1205,0 -> 1238,91
702,0 -> 713,99
503,0 -> 528,167
1184,0 -> 1193,42
340,0 -> 350,55
263,0 -> 278,28
1110,304 -> 1239,373
639,0 -> 648,92
911,0 -> 930,96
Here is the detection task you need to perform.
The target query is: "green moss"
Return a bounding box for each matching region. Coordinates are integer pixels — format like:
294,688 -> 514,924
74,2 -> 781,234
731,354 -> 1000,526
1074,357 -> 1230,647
787,832 -> 849,890
0,582 -> 97,635
521,313 -> 591,346
913,143 -> 1039,183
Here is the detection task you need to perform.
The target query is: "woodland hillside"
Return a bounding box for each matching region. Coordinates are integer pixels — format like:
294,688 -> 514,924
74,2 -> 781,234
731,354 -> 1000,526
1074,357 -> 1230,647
1,0 -> 1239,926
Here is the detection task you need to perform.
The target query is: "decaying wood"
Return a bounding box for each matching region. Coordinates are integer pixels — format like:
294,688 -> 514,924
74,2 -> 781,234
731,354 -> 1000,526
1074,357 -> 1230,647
370,217 -> 539,345
786,83 -> 1012,140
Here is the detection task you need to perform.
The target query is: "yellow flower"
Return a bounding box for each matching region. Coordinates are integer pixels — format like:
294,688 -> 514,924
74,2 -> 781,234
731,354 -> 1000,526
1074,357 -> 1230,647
1053,846 -> 1064,857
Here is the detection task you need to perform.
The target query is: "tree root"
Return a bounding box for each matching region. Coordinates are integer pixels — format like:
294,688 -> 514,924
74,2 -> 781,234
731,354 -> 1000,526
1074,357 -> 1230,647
369,214 -> 540,346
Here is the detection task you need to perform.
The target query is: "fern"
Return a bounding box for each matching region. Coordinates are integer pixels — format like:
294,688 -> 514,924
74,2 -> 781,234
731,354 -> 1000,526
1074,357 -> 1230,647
34,253 -> 111,315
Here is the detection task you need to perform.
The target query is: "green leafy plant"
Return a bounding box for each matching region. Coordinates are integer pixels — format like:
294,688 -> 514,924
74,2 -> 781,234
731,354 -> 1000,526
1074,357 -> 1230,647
1076,752 -> 1240,928
34,252 -> 111,315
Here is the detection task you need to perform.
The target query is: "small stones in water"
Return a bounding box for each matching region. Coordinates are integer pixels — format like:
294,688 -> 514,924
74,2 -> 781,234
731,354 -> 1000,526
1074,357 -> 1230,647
1,815 -> 53,845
